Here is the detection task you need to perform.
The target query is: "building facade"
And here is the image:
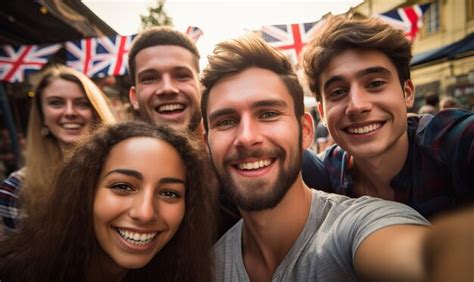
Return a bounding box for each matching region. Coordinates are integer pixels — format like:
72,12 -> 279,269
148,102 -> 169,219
354,0 -> 474,111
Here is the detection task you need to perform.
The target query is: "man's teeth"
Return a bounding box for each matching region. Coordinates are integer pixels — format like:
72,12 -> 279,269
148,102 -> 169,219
158,104 -> 184,112
238,159 -> 272,170
347,123 -> 381,134
62,123 -> 82,129
117,228 -> 157,245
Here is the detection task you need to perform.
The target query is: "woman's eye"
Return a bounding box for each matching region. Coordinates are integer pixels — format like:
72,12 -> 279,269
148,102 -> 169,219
160,190 -> 181,199
109,183 -> 134,193
48,100 -> 63,107
76,101 -> 91,108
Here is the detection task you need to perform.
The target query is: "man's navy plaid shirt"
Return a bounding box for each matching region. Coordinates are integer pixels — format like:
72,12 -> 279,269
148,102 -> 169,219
320,109 -> 473,219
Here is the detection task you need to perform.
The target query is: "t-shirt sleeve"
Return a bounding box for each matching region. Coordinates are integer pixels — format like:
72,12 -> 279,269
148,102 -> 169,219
328,196 -> 430,269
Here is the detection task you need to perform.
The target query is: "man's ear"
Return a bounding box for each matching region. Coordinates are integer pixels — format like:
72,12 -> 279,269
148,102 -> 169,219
317,101 -> 326,126
403,80 -> 415,108
129,86 -> 140,110
199,120 -> 207,145
301,112 -> 314,149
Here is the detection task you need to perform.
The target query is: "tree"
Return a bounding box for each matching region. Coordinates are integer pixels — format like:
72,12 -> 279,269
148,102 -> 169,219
140,0 -> 173,29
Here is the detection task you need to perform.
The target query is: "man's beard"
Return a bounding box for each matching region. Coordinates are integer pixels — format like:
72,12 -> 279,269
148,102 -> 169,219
136,105 -> 202,133
211,139 -> 302,212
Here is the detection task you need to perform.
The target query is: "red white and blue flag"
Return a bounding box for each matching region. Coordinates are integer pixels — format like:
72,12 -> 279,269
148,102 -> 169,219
185,26 -> 204,43
66,34 -> 135,77
376,3 -> 431,41
261,20 -> 325,64
0,44 -> 61,82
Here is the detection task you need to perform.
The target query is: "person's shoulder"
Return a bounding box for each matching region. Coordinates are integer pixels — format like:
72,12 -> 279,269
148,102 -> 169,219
314,191 -> 389,212
340,196 -> 429,227
311,189 -> 362,217
1,168 -> 25,190
313,189 -> 427,222
303,149 -> 322,164
321,195 -> 429,249
415,109 -> 473,144
302,149 -> 331,190
319,144 -> 345,162
427,109 -> 473,128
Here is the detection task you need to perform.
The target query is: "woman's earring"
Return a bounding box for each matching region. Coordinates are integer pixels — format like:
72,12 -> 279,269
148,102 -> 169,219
41,126 -> 49,137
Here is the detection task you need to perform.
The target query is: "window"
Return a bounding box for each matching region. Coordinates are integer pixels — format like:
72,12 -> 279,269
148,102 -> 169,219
467,0 -> 474,20
424,0 -> 441,34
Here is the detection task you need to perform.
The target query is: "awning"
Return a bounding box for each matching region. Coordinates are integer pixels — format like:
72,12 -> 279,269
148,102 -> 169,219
411,33 -> 474,67
0,0 -> 116,45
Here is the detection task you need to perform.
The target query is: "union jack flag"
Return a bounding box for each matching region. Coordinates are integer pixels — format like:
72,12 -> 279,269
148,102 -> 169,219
0,44 -> 61,83
66,34 -> 135,78
185,26 -> 204,43
376,3 -> 431,41
261,20 -> 325,64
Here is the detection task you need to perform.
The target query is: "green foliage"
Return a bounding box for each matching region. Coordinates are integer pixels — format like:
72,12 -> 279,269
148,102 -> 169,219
140,0 -> 173,29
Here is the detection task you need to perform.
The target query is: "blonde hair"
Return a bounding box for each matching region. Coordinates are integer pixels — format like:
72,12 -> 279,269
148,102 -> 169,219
22,65 -> 116,217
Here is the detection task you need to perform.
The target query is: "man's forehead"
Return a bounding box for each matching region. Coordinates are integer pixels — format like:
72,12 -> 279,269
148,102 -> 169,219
207,80 -> 293,120
209,68 -> 288,95
321,49 -> 395,82
135,45 -> 198,71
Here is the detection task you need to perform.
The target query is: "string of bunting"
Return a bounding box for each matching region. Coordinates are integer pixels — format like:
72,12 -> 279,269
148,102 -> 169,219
0,2 -> 429,84
0,26 -> 203,83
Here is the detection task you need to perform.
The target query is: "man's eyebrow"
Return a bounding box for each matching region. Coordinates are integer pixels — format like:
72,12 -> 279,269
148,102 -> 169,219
173,66 -> 194,72
323,66 -> 392,91
137,65 -> 193,76
358,66 -> 391,77
208,108 -> 236,123
105,170 -> 185,184
136,68 -> 157,77
323,75 -> 345,91
252,99 -> 288,109
105,169 -> 142,180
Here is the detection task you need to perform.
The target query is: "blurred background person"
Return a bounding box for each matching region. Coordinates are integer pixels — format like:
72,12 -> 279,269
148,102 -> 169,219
313,121 -> 335,156
439,96 -> 460,110
418,92 -> 439,114
0,128 -> 18,179
0,65 -> 116,234
418,104 -> 437,114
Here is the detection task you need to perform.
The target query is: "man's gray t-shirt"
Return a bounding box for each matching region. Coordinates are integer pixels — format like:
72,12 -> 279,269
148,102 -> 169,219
213,189 -> 429,281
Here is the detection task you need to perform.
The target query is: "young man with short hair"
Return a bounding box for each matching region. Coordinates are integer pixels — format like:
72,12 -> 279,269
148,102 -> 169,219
128,26 -> 202,132
201,34 -> 430,281
303,15 -> 473,219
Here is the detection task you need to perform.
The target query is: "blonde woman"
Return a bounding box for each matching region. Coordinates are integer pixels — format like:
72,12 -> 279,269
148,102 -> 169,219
0,65 -> 116,232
